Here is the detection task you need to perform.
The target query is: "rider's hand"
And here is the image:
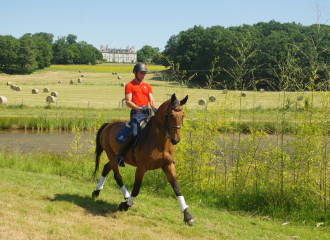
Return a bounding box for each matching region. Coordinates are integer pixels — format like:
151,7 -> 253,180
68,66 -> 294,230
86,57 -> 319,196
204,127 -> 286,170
139,107 -> 148,114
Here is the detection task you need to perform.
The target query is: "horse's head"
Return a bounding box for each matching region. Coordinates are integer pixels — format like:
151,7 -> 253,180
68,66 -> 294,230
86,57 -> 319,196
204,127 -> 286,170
164,93 -> 188,145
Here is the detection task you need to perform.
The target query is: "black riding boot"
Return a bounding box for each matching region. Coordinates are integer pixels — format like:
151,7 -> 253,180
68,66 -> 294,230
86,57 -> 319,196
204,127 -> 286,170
116,133 -> 134,167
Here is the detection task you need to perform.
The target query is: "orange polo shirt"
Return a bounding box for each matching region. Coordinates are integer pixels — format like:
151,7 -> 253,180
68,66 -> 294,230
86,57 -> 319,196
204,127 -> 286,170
125,80 -> 152,106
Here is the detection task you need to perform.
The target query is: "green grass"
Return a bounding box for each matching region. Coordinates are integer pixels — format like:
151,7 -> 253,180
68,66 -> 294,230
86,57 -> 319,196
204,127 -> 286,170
0,64 -> 323,111
3,64 -> 330,228
1,151 -> 330,239
0,64 -> 326,132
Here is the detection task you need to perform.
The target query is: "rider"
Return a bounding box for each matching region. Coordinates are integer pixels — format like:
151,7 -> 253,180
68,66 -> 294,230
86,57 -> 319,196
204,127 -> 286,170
116,63 -> 157,167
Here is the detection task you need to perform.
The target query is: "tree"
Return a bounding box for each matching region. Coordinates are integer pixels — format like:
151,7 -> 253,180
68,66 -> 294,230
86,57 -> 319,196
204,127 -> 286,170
137,45 -> 160,63
66,34 -> 77,45
52,36 -> 67,64
68,43 -> 82,63
0,35 -> 19,71
33,34 -> 53,69
17,34 -> 36,73
33,32 -> 54,44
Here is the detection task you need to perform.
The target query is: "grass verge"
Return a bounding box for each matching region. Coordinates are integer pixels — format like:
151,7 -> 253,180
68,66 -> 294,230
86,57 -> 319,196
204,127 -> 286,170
0,151 -> 330,239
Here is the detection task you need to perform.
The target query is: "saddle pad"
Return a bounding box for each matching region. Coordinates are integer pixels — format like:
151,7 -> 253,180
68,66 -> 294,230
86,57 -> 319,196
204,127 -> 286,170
115,125 -> 131,143
115,117 -> 151,144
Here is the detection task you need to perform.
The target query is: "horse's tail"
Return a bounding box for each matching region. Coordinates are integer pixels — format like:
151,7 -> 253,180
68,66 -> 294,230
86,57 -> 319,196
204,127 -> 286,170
93,123 -> 110,179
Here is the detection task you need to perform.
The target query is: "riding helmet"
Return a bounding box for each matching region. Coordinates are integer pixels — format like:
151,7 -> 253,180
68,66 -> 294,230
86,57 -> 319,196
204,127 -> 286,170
133,63 -> 147,73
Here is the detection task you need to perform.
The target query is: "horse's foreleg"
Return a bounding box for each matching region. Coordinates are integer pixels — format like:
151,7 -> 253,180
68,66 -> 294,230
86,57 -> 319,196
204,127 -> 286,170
119,166 -> 146,211
162,163 -> 194,224
92,161 -> 112,198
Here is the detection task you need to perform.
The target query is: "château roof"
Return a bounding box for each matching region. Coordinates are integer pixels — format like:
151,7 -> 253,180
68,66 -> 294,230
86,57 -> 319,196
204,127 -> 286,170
100,45 -> 136,54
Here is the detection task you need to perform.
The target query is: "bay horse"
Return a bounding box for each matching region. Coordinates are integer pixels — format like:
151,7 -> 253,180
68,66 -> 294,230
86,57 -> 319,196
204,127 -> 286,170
92,93 -> 194,224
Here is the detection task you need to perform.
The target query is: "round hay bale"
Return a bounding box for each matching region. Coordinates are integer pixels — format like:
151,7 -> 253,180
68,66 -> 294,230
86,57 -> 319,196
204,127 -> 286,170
120,83 -> 125,87
58,81 -> 62,84
260,88 -> 265,93
70,80 -> 74,84
79,70 -> 82,73
118,76 -> 122,79
46,96 -> 56,103
223,89 -> 228,94
51,91 -> 58,97
11,85 -> 16,90
0,96 -> 8,105
32,89 -> 38,94
16,86 -> 22,91
78,78 -> 82,83
198,99 -> 207,105
43,87 -> 50,93
241,92 -> 246,97
6,82 -> 11,86
112,72 -> 115,75
81,74 -> 84,77
297,95 -> 304,101
209,95 -> 216,102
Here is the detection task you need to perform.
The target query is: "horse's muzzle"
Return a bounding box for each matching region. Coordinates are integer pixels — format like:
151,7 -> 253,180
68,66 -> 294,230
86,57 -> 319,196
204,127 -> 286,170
170,138 -> 180,145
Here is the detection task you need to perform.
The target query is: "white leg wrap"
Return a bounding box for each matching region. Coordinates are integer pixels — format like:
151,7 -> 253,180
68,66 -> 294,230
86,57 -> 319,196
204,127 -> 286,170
177,196 -> 188,213
96,176 -> 106,190
127,196 -> 135,206
120,186 -> 130,199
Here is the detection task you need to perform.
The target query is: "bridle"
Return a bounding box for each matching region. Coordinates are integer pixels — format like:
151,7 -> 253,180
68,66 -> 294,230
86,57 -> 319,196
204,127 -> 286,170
164,105 -> 183,131
154,102 -> 184,138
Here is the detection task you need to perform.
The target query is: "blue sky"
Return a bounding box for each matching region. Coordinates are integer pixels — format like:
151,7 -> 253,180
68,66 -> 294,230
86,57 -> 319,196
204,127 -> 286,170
0,0 -> 329,51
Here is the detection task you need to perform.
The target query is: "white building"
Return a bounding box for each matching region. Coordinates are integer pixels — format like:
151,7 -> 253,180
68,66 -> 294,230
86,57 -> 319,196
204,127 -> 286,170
100,45 -> 137,63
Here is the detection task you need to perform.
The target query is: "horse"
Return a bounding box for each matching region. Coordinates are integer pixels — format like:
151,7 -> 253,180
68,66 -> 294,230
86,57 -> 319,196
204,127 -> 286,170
92,93 -> 194,224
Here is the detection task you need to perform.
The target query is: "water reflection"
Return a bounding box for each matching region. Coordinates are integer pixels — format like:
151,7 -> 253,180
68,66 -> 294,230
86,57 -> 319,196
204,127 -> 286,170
0,130 -> 95,153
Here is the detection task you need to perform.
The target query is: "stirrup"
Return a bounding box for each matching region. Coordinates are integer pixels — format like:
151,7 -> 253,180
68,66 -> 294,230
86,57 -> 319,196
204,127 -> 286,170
116,154 -> 125,167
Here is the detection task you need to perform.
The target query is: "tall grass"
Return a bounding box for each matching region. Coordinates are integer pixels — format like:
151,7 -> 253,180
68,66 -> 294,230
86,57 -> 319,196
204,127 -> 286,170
172,20 -> 330,224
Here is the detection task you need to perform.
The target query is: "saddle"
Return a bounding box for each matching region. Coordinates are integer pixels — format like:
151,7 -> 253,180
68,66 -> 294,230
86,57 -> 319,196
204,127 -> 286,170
115,115 -> 152,145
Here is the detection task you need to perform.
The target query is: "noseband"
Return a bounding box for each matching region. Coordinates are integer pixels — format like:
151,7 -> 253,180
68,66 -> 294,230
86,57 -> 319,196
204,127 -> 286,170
165,106 -> 183,132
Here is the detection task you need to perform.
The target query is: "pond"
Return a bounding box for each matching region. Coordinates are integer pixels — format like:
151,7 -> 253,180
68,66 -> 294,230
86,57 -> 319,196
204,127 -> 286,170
0,130 -> 298,157
0,130 -> 95,153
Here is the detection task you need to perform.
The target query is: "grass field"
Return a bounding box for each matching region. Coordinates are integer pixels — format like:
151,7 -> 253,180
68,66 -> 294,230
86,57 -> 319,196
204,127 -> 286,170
1,152 -> 330,240
0,64 -> 325,116
0,64 -> 326,134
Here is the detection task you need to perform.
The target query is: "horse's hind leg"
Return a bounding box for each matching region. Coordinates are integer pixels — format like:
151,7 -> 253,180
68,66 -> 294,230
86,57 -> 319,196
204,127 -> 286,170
92,161 -> 112,198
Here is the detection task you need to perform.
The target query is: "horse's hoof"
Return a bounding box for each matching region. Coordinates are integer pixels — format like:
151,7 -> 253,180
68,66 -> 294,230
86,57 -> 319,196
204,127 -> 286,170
92,190 -> 100,198
185,218 -> 194,225
118,201 -> 130,211
183,209 -> 194,224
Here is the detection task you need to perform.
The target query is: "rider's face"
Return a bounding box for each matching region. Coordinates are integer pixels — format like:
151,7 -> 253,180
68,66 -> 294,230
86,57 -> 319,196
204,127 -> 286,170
135,71 -> 146,81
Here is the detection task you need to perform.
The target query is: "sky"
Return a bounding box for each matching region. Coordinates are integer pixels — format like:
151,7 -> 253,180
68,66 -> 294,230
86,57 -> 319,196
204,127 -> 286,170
0,0 -> 329,51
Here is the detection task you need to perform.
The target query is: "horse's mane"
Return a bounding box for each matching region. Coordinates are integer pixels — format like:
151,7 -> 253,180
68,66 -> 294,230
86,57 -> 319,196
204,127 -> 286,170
136,99 -> 171,150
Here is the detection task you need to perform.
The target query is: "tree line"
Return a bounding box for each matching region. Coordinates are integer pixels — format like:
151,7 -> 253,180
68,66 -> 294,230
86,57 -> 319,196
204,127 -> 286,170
0,33 -> 103,74
160,20 -> 330,90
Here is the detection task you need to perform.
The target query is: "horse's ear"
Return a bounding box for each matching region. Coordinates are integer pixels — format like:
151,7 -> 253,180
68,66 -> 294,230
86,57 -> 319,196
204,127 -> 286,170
180,95 -> 188,106
171,94 -> 177,104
